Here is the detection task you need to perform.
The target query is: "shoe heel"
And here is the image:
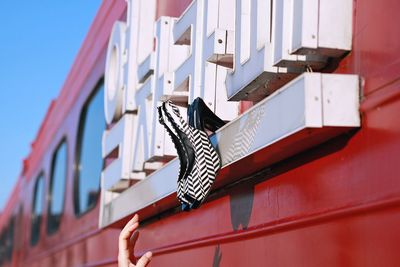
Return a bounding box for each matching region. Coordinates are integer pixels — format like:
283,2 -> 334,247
188,97 -> 226,132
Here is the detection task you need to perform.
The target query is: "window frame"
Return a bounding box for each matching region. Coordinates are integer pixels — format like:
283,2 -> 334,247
46,137 -> 68,235
30,172 -> 45,246
73,79 -> 105,217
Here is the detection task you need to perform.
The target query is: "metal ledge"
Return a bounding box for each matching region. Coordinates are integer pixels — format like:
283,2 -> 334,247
99,73 -> 360,228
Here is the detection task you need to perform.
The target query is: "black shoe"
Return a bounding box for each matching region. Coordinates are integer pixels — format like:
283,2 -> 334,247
188,97 -> 226,133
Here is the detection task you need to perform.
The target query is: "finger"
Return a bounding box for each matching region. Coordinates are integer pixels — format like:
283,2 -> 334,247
123,214 -> 139,232
120,214 -> 139,240
130,230 -> 140,249
119,214 -> 139,243
136,252 -> 152,267
119,219 -> 139,242
119,222 -> 139,252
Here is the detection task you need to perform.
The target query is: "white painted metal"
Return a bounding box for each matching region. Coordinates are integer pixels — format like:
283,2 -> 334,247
290,0 -> 319,54
131,81 -> 152,173
215,66 -> 240,121
104,21 -> 127,124
226,0 -> 300,102
321,74 -> 360,126
100,73 -> 360,228
102,0 -> 157,192
256,0 -> 268,50
150,17 -> 188,160
272,0 -> 327,68
136,0 -> 157,64
123,0 -> 156,111
171,0 -> 239,119
272,0 -> 299,66
290,0 -> 353,57
172,0 -> 203,102
102,113 -> 138,192
240,0 -> 251,64
201,0 -> 238,119
318,0 -> 353,56
304,73 -> 323,127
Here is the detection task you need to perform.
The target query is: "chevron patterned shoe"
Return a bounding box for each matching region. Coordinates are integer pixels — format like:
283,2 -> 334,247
186,98 -> 225,208
159,99 -> 224,210
158,103 -> 195,208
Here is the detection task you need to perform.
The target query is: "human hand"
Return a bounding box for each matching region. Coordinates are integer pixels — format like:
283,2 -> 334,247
118,214 -> 152,267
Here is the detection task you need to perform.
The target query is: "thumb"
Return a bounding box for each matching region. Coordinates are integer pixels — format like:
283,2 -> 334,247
136,251 -> 152,267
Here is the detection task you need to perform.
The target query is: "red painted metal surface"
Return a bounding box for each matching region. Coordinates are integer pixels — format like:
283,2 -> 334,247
1,0 -> 400,266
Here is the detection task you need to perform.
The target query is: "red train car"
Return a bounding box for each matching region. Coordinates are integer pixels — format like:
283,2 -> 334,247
1,0 -> 400,266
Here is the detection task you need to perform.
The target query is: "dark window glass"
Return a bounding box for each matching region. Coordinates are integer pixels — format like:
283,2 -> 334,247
6,217 -> 15,261
47,141 -> 67,234
74,83 -> 105,215
0,230 -> 6,264
31,174 -> 44,246
15,206 -> 23,250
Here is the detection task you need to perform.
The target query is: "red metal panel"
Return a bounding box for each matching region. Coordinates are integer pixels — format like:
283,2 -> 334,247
149,206 -> 400,266
337,0 -> 400,95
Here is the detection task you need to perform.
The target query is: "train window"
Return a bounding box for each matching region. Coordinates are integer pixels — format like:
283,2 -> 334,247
47,140 -> 67,234
0,230 -> 6,264
31,173 -> 44,246
6,217 -> 15,261
74,83 -> 105,216
15,206 -> 23,251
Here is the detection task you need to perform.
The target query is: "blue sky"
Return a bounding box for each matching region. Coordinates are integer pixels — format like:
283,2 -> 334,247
0,1 -> 102,211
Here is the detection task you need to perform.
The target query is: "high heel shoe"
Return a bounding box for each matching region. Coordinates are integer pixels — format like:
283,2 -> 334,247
158,102 -> 195,209
158,98 -> 224,211
185,97 -> 224,209
188,97 -> 226,133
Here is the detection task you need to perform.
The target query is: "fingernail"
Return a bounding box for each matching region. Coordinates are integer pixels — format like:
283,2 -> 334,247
145,251 -> 153,259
